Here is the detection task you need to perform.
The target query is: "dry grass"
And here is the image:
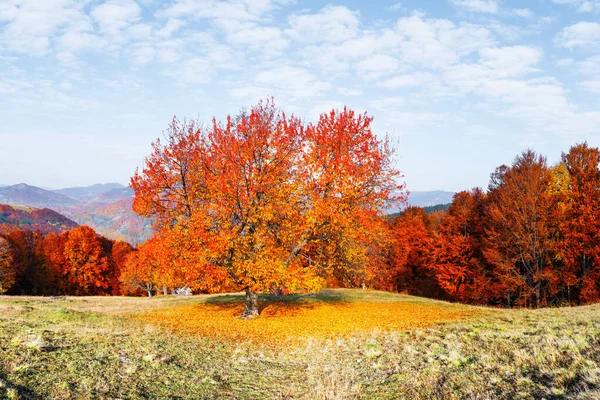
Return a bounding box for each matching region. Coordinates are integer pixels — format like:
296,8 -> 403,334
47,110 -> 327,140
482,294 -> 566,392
0,290 -> 599,399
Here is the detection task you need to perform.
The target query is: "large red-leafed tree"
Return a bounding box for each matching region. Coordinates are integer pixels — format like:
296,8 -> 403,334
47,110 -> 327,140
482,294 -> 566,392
559,143 -> 600,302
483,150 -> 556,308
131,99 -> 404,317
433,189 -> 492,304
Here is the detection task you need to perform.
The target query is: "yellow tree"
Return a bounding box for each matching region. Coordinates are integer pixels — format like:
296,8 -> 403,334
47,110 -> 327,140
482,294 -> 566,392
131,100 -> 404,317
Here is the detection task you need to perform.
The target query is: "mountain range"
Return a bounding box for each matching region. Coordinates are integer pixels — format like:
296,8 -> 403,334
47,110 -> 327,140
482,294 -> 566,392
0,183 -> 150,244
0,183 -> 455,244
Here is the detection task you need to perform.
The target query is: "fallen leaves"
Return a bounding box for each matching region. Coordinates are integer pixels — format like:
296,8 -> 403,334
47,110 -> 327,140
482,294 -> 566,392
133,298 -> 475,346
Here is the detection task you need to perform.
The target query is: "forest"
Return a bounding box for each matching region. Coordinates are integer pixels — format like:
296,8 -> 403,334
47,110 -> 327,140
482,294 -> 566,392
1,102 -> 600,310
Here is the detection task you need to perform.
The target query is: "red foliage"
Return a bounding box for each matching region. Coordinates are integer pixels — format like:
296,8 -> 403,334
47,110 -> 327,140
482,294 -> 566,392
131,100 -> 405,307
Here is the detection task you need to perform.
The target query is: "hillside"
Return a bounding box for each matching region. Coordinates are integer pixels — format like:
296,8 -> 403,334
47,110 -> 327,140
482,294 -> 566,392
0,184 -> 77,209
64,198 -> 153,245
0,289 -> 598,399
54,183 -> 126,200
0,204 -> 78,235
0,183 -> 150,244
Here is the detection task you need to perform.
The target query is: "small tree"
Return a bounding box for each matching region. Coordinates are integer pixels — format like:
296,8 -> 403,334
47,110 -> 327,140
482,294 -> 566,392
132,100 -> 404,317
120,239 -> 160,297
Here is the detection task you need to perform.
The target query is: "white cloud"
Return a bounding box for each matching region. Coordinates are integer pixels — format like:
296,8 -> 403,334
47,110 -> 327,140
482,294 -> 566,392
555,58 -> 575,67
156,18 -> 184,38
255,65 -> 332,98
578,55 -> 600,74
91,0 -> 141,37
478,46 -> 543,76
0,0 -> 90,55
163,57 -> 213,84
450,0 -> 499,14
355,54 -> 401,77
395,16 -> 495,67
157,0 -> 291,21
378,72 -> 435,89
581,80 -> 600,92
552,0 -> 600,12
386,3 -> 404,11
218,20 -> 289,54
338,88 -> 363,96
286,6 -> 360,43
555,22 -> 600,48
513,9 -> 534,18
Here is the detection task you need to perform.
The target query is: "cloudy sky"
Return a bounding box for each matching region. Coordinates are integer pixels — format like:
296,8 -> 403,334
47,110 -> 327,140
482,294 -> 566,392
0,0 -> 599,191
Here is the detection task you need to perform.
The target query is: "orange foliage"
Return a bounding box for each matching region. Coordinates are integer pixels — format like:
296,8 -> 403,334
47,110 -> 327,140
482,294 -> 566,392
131,99 -> 405,314
0,237 -> 16,293
385,207 -> 443,298
433,189 -> 490,304
133,297 -> 473,346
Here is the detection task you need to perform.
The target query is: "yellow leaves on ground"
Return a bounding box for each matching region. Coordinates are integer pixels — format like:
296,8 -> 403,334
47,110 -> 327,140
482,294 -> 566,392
133,297 -> 475,346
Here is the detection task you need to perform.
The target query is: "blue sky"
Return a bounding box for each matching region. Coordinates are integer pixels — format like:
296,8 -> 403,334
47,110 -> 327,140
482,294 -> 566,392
0,0 -> 599,191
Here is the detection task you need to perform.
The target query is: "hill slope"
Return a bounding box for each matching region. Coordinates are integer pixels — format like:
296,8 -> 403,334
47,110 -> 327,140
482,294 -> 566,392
0,184 -> 77,208
54,183 -> 127,200
63,198 -> 153,245
0,204 -> 79,235
0,183 -> 150,244
0,290 -> 598,399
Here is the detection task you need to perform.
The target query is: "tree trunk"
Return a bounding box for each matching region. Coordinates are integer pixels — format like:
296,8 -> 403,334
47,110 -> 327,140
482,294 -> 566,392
163,287 -> 167,296
241,288 -> 259,318
146,285 -> 153,298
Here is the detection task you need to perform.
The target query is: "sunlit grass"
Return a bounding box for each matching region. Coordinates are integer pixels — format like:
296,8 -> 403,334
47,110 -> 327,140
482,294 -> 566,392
1,290 -> 599,399
133,290 -> 475,345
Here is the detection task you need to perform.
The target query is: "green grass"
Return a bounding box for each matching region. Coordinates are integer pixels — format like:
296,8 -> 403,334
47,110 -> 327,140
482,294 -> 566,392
0,290 -> 599,399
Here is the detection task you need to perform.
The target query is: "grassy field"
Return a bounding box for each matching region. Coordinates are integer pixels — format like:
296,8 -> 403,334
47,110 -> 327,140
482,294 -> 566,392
0,290 -> 599,399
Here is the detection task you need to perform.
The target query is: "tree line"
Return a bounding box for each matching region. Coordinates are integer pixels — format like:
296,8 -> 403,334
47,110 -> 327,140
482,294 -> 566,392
2,100 -> 599,310
381,144 -> 600,307
0,226 -> 134,295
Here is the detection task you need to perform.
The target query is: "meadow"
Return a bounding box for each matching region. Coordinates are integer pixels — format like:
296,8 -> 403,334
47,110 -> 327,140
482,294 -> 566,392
1,289 -> 599,399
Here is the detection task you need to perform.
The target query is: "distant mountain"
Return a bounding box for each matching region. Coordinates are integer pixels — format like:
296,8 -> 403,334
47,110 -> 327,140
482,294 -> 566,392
65,198 -> 153,245
54,183 -> 126,200
0,182 -> 149,244
92,187 -> 134,203
407,191 -> 455,207
0,184 -> 78,208
0,204 -> 78,235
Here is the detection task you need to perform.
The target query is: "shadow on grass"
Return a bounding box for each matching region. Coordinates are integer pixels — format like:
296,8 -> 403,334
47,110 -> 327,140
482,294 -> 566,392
203,290 -> 348,315
0,369 -> 39,400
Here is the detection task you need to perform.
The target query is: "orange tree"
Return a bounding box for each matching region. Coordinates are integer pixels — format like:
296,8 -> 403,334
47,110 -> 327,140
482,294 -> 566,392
483,150 -> 556,308
0,236 -> 16,294
559,143 -> 600,302
131,99 -> 404,317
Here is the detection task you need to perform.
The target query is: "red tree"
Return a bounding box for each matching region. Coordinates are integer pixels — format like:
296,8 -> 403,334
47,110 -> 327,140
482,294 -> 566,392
131,100 -> 404,316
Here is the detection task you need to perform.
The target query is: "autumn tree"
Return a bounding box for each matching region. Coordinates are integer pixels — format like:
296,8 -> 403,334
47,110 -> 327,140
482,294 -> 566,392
386,207 -> 443,298
3,230 -> 48,294
110,241 -> 134,295
483,150 -> 557,307
61,226 -> 112,295
119,233 -> 188,297
559,143 -> 600,302
433,189 -> 492,303
132,100 -> 404,317
0,237 -> 16,294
